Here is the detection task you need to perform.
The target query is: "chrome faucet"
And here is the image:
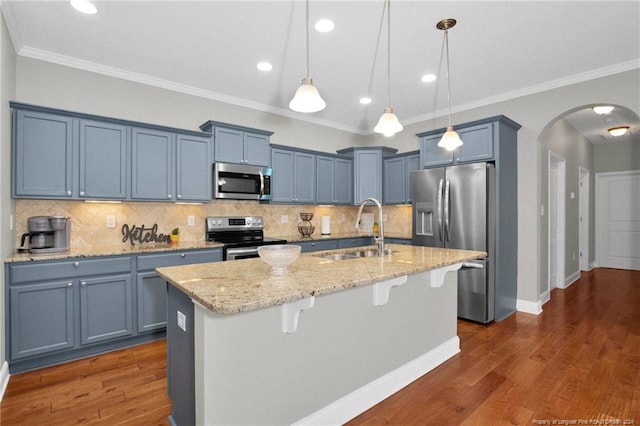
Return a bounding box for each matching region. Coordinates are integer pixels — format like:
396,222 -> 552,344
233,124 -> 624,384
354,197 -> 385,255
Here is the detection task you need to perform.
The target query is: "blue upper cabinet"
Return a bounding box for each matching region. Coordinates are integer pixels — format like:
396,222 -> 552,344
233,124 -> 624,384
337,147 -> 397,205
200,121 -> 273,167
12,103 -> 213,202
418,119 -> 498,168
131,127 -> 175,201
176,133 -> 212,202
79,119 -> 128,200
13,109 -> 74,198
383,151 -> 420,205
316,155 -> 353,205
271,146 -> 316,204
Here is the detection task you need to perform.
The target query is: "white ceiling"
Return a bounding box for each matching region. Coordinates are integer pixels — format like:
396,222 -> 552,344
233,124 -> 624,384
2,1 -> 640,139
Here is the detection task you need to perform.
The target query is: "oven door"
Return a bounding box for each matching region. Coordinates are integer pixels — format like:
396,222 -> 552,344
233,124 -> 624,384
225,246 -> 260,261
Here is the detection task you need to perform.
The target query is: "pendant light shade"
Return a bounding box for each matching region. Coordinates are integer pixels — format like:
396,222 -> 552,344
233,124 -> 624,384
289,0 -> 326,113
289,78 -> 326,113
437,18 -> 462,151
374,107 -> 403,137
374,0 -> 403,137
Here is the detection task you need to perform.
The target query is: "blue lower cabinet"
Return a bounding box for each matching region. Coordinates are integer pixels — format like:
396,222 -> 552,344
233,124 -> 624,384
338,237 -> 373,248
298,240 -> 339,253
80,274 -> 133,345
9,281 -> 74,360
137,272 -> 168,333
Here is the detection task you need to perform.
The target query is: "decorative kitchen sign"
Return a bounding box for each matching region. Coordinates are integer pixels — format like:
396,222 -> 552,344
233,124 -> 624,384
122,224 -> 171,245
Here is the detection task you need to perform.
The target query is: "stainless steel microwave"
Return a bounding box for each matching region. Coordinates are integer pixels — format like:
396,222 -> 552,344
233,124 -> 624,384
213,162 -> 272,201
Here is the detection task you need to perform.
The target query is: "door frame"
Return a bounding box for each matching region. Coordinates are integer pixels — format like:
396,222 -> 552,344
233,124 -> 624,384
548,151 -> 566,293
579,167 -> 590,271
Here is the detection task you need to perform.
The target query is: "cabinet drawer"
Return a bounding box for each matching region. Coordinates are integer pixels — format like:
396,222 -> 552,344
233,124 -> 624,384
137,249 -> 222,271
9,257 -> 132,284
299,240 -> 339,253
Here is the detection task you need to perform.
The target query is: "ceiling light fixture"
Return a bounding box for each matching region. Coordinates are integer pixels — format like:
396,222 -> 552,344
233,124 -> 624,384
256,62 -> 273,72
593,105 -> 614,115
436,18 -> 463,151
315,19 -> 335,33
608,126 -> 629,137
70,0 -> 97,15
421,74 -> 437,83
374,0 -> 403,137
289,0 -> 326,113
359,97 -> 372,105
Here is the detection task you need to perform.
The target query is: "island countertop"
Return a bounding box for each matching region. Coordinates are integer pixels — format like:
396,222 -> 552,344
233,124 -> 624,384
156,244 -> 485,315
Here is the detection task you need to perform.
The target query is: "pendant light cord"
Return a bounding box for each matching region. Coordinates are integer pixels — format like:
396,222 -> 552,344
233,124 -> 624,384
305,0 -> 310,80
385,0 -> 391,108
444,27 -> 452,128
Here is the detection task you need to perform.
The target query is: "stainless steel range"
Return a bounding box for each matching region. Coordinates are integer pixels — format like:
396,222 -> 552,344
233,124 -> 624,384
206,216 -> 287,260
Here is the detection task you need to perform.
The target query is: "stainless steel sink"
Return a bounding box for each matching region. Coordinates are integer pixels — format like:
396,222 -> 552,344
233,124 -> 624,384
316,248 -> 394,261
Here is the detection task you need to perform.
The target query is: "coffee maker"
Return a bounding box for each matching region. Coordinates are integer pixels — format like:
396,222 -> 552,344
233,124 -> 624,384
19,216 -> 70,254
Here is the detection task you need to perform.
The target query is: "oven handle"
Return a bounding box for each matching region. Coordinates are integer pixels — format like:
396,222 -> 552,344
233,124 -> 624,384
227,247 -> 259,256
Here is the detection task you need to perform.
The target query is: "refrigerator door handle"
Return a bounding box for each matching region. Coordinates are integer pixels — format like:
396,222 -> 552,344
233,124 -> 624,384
437,178 -> 444,241
461,262 -> 484,269
444,179 -> 451,242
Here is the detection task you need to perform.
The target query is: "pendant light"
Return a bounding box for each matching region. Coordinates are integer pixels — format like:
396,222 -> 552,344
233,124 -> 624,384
437,18 -> 463,151
289,0 -> 326,113
374,0 -> 403,137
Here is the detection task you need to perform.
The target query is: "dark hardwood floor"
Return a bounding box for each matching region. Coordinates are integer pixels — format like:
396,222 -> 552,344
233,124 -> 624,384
1,268 -> 638,425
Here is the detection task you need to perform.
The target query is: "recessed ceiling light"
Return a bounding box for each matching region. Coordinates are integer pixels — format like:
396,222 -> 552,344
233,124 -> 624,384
421,74 -> 437,83
608,126 -> 629,137
256,62 -> 273,72
593,105 -> 614,115
359,97 -> 372,105
70,0 -> 97,14
315,19 -> 335,33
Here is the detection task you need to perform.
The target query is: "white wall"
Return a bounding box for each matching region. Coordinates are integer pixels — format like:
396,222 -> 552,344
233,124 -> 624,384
10,56 -> 640,309
0,10 -> 17,394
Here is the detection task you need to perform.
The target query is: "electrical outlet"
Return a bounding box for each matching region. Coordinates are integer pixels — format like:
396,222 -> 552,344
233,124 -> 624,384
280,215 -> 288,223
106,215 -> 116,228
187,215 -> 195,226
177,311 -> 187,332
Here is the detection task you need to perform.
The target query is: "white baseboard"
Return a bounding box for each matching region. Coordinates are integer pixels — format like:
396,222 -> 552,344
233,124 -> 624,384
516,298 -> 543,315
540,290 -> 551,305
588,261 -> 596,270
0,361 -> 10,401
562,270 -> 581,289
293,336 -> 460,425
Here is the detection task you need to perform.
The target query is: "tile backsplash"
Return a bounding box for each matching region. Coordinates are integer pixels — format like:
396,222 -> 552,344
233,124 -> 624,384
15,200 -> 412,249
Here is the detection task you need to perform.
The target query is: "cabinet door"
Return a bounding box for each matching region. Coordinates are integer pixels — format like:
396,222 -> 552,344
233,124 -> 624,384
293,152 -> 316,203
405,153 -> 421,203
315,156 -> 335,204
338,237 -> 373,248
80,274 -> 133,345
271,149 -> 295,202
214,127 -> 244,164
243,133 -> 270,166
334,158 -> 353,204
79,119 -> 128,199
10,281 -> 74,360
131,128 -> 174,200
383,157 -> 407,204
176,134 -> 212,201
420,135 -> 454,168
137,272 -> 167,333
354,150 -> 382,204
455,123 -> 494,163
13,110 -> 74,198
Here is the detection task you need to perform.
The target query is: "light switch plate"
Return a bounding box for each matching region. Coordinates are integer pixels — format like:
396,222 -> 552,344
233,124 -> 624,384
280,215 -> 288,223
177,311 -> 187,332
106,215 -> 116,228
187,215 -> 195,226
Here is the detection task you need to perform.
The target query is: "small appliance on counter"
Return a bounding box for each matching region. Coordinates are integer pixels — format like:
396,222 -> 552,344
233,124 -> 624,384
19,216 -> 71,254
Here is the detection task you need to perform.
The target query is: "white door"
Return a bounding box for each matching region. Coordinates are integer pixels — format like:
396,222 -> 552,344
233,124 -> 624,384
548,153 -> 566,291
579,167 -> 590,271
596,171 -> 640,270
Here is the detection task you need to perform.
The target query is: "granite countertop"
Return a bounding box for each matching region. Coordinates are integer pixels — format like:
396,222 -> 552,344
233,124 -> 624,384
156,244 -> 486,315
3,241 -> 225,263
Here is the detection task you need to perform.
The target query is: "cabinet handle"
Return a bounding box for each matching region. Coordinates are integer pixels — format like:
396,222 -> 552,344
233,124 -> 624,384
81,281 -> 87,287
67,282 -> 73,287
73,262 -> 80,267
180,253 -> 186,258
79,191 -> 85,196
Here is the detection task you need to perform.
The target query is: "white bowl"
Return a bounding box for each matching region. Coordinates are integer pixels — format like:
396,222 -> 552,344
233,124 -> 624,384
257,244 -> 301,274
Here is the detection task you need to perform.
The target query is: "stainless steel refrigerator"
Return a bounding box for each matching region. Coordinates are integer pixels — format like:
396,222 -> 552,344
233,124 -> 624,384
412,162 -> 496,323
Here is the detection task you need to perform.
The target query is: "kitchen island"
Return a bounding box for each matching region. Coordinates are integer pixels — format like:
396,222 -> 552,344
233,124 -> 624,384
157,244 -> 485,425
